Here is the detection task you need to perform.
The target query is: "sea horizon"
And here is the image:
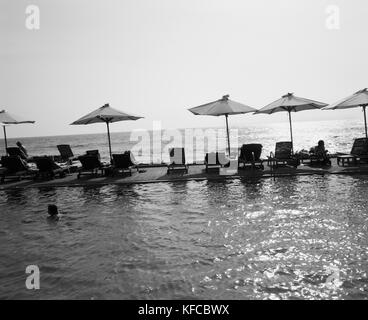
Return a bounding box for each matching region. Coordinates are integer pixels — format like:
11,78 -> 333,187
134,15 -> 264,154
1,118 -> 366,164
1,117 -> 362,140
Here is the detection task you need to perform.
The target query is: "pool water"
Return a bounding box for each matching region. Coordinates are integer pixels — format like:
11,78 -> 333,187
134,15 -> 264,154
1,175 -> 368,299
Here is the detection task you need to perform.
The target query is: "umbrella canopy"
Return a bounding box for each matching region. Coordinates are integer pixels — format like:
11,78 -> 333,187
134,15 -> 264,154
0,110 -> 35,152
70,103 -> 143,162
188,95 -> 257,155
323,88 -> 368,138
254,93 -> 328,153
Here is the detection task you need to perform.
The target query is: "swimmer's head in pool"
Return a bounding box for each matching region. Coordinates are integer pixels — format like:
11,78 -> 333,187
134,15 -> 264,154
48,204 -> 59,216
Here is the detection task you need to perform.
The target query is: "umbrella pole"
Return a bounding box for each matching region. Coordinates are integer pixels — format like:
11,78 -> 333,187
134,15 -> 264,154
363,106 -> 368,139
3,125 -> 8,154
225,114 -> 231,156
106,121 -> 112,163
288,111 -> 294,154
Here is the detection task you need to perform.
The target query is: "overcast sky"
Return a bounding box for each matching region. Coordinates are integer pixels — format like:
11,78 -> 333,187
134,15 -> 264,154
1,0 -> 368,138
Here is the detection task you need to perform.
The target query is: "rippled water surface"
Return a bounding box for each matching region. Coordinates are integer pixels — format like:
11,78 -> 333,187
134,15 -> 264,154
1,175 -> 368,299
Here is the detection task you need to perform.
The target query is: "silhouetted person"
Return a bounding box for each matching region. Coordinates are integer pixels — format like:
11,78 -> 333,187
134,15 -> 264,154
310,140 -> 331,166
16,141 -> 28,158
314,140 -> 328,158
47,204 -> 59,222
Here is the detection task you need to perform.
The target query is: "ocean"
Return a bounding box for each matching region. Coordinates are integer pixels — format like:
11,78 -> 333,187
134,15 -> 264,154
1,119 -> 366,163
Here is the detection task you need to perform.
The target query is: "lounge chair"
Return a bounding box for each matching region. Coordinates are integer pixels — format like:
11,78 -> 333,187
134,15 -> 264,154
86,150 -> 100,157
238,144 -> 264,170
0,155 -> 38,183
204,152 -> 230,172
57,144 -> 78,162
295,150 -> 310,164
77,154 -> 109,178
6,147 -> 28,160
33,156 -> 68,179
337,138 -> 368,166
268,141 -> 299,168
308,149 -> 331,166
167,148 -> 188,174
112,151 -> 139,176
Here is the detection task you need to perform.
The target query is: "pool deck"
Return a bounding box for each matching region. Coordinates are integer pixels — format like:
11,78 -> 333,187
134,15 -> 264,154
1,158 -> 368,190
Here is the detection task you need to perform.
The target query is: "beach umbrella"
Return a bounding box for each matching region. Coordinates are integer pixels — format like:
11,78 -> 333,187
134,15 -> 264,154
70,103 -> 143,162
188,95 -> 257,155
254,93 -> 328,153
322,88 -> 368,138
0,110 -> 35,152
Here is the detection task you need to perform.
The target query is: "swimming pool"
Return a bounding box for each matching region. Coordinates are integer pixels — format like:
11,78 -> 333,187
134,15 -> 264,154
1,175 -> 368,299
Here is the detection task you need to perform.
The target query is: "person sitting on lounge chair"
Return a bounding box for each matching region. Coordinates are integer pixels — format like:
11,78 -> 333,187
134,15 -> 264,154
309,140 -> 331,165
0,155 -> 38,183
16,141 -> 28,158
310,140 -> 328,157
6,146 -> 29,161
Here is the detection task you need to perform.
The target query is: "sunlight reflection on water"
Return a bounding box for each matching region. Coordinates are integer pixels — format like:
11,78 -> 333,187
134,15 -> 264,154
1,175 -> 368,299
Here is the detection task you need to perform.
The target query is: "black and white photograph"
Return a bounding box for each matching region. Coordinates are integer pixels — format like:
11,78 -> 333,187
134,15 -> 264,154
1,0 -> 368,306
